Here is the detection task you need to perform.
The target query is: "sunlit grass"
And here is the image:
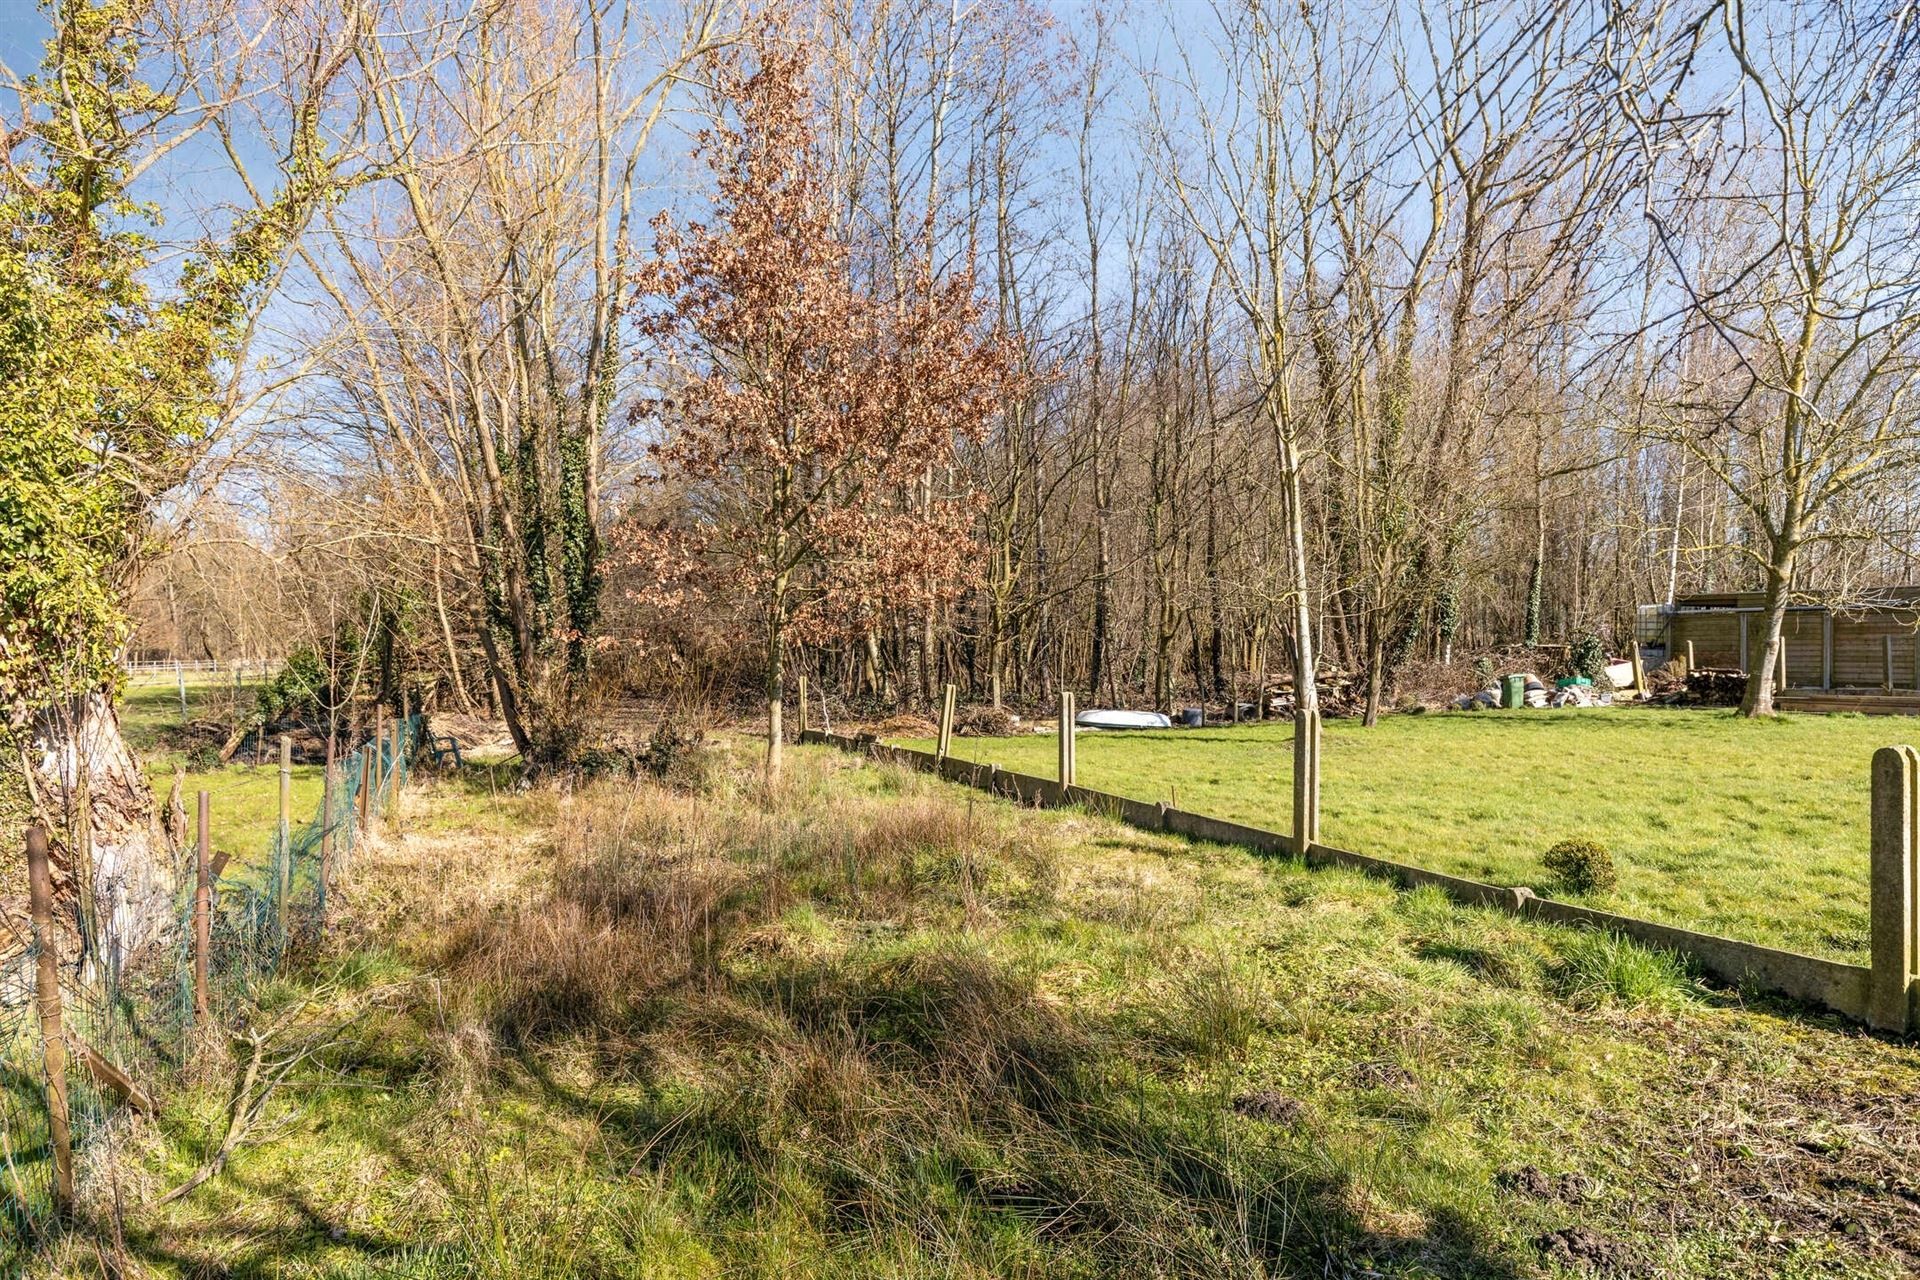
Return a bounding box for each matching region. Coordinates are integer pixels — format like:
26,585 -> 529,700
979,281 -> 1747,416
90,744 -> 1919,1280
902,708 -> 1914,962
120,671 -> 327,874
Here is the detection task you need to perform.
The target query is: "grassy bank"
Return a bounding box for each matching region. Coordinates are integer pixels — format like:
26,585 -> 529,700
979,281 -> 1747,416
39,739 -> 1917,1278
902,708 -> 1910,962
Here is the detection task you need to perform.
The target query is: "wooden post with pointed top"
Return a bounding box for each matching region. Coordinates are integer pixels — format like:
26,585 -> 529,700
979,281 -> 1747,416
194,791 -> 211,1021
26,825 -> 72,1215
1869,746 -> 1919,1034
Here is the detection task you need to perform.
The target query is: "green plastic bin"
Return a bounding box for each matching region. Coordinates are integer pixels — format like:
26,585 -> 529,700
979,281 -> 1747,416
1501,674 -> 1526,708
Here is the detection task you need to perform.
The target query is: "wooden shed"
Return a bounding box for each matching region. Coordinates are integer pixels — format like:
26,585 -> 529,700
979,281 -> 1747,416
1654,589 -> 1920,698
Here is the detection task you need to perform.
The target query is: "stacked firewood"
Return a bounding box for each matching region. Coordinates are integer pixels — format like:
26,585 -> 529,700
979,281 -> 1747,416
1677,667 -> 1747,706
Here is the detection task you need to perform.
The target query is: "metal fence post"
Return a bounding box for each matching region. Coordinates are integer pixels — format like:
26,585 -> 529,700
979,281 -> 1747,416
277,734 -> 291,941
26,825 -> 73,1215
318,740 -> 335,920
1869,746 -> 1919,1033
390,700 -> 407,808
357,747 -> 372,830
194,792 -> 211,1021
373,705 -> 387,805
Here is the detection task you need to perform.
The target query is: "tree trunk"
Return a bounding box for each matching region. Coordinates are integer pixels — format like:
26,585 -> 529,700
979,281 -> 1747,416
766,638 -> 785,779
1740,541 -> 1797,718
1283,465 -> 1319,718
27,692 -> 173,979
1363,629 -> 1385,727
1524,515 -> 1546,648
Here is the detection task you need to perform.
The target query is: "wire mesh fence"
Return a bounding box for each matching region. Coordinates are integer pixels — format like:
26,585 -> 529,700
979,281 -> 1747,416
0,714 -> 423,1252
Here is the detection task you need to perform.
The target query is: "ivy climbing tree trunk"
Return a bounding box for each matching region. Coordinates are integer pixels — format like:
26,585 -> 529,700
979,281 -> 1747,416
327,1 -> 733,767
2,3 -> 359,964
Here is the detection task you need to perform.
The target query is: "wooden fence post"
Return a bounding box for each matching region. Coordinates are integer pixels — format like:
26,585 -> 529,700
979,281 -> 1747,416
1776,641 -> 1789,692
1885,636 -> 1896,692
176,660 -> 188,719
1822,612 -> 1834,689
1293,707 -> 1321,854
797,676 -> 809,734
937,683 -> 957,760
26,825 -> 73,1215
1057,690 -> 1076,789
1686,639 -> 1695,672
1070,693 -> 1079,784
1868,745 -> 1918,1033
1629,645 -> 1647,697
194,792 -> 211,1021
1739,614 -> 1750,672
277,735 -> 291,941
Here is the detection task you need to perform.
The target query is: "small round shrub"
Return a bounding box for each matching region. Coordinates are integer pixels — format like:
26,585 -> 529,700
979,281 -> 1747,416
1542,838 -> 1617,895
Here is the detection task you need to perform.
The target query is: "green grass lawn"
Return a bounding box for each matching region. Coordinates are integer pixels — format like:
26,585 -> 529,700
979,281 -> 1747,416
902,708 -> 1919,964
78,745 -> 1919,1280
119,670 -> 325,876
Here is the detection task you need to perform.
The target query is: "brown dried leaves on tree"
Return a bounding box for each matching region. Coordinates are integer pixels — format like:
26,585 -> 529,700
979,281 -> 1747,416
631,22 -> 1022,770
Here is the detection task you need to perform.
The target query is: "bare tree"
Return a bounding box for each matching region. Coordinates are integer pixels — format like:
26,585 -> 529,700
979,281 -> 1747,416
1649,0 -> 1920,714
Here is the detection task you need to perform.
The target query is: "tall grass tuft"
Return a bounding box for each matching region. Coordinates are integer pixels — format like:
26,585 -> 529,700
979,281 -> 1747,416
1550,929 -> 1696,1010
428,753 -> 1349,1276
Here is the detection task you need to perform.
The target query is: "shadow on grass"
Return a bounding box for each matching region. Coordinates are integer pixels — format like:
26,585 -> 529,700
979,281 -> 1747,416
111,774 -> 1536,1280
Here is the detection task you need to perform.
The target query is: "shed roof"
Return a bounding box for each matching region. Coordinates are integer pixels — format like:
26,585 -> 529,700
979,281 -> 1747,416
1671,587 -> 1920,612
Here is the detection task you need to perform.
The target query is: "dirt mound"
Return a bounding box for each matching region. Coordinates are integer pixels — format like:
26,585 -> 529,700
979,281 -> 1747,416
1534,1225 -> 1631,1274
955,705 -> 1019,736
1230,1090 -> 1306,1126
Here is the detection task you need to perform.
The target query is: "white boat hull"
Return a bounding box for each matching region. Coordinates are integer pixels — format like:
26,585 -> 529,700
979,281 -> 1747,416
1074,709 -> 1173,730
